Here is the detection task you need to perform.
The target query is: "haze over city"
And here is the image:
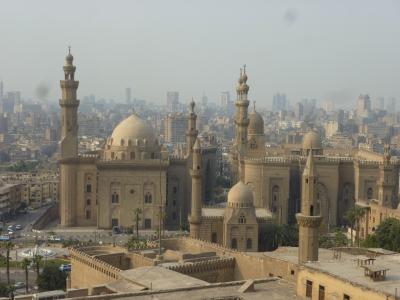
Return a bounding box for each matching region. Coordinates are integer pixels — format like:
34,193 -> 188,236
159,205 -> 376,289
1,0 -> 400,107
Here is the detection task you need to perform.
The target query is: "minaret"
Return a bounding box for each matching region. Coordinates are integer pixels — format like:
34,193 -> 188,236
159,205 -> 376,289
59,48 -> 79,227
234,66 -> 250,155
186,99 -> 198,154
60,47 -> 79,159
233,66 -> 250,181
377,144 -> 396,207
188,138 -> 202,238
296,150 -> 323,263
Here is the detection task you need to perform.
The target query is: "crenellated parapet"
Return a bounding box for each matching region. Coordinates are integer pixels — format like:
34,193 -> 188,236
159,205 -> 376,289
166,257 -> 235,275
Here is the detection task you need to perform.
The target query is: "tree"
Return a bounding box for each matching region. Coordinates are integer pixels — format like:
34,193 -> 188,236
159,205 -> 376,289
344,206 -> 365,246
21,258 -> 31,293
32,255 -> 43,281
361,218 -> 400,252
132,208 -> 142,238
1,241 -> 13,285
259,224 -> 299,251
37,265 -> 67,291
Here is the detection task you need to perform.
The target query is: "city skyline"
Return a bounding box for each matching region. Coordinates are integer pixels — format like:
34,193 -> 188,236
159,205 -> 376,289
1,0 -> 400,108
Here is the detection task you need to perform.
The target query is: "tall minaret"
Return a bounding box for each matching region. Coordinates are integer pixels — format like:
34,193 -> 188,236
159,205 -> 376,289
234,66 -> 250,155
186,99 -> 198,155
59,48 -> 79,227
59,47 -> 79,159
188,138 -> 202,238
296,150 -> 322,263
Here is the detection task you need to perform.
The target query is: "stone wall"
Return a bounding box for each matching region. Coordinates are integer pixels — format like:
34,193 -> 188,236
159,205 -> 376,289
70,247 -> 121,289
32,203 -> 59,230
95,253 -> 131,270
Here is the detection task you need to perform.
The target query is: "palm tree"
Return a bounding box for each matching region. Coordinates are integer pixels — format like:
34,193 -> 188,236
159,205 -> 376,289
21,258 -> 31,293
32,255 -> 42,281
354,206 -> 366,247
1,241 -> 13,285
345,206 -> 365,246
133,208 -> 142,238
345,208 -> 356,246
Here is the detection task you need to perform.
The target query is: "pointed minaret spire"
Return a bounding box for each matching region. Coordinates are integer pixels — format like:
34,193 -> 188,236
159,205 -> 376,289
186,98 -> 198,155
296,149 -> 322,264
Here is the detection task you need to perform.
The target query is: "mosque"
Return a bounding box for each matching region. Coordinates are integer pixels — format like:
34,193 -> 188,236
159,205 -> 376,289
58,50 -> 217,230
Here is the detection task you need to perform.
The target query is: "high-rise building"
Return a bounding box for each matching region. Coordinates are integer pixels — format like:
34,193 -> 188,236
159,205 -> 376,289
220,91 -> 230,108
0,81 -> 3,100
356,94 -> 371,119
323,99 -> 334,112
294,102 -> 304,121
387,97 -> 396,112
165,113 -> 188,144
272,93 -> 287,112
125,88 -> 132,104
167,91 -> 179,112
373,97 -> 385,111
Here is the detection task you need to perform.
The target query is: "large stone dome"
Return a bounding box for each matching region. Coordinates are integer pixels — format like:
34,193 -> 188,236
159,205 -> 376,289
110,113 -> 156,147
227,181 -> 254,208
248,111 -> 264,135
302,130 -> 322,150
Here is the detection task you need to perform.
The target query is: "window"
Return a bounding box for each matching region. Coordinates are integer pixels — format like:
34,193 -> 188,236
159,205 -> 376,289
130,152 -> 135,159
86,184 -> 92,193
238,215 -> 246,224
246,238 -> 252,249
144,218 -> 151,229
151,152 -> 155,159
173,187 -> 177,194
306,280 -> 313,298
343,294 -> 350,300
144,192 -> 152,204
111,218 -> 119,227
231,238 -> 238,249
172,212 -> 176,220
211,233 -> 217,243
367,187 -> 373,199
291,270 -> 295,275
86,199 -> 91,206
86,210 -> 91,219
130,189 -> 134,194
310,205 -> 314,216
111,192 -> 119,204
306,179 -> 309,184
318,285 -> 325,300
111,152 -> 115,159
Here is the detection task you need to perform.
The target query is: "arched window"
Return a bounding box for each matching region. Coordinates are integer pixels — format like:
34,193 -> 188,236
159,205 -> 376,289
238,215 -> 246,224
367,188 -> 373,200
111,192 -> 119,204
246,238 -> 252,249
231,238 -> 237,249
144,192 -> 152,204
271,185 -> 279,213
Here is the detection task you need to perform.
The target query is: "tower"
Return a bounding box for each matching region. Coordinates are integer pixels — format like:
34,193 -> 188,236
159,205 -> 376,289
188,138 -> 202,238
186,99 -> 198,154
59,47 -> 79,159
296,150 -> 322,263
59,48 -> 79,227
377,145 -> 397,208
233,66 -> 250,181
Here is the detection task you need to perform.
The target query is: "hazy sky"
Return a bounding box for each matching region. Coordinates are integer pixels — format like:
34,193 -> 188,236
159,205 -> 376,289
1,0 -> 400,108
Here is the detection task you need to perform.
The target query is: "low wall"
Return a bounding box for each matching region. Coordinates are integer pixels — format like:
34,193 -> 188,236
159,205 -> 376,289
96,253 -> 130,270
70,247 -> 122,289
32,203 -> 59,230
126,252 -> 155,268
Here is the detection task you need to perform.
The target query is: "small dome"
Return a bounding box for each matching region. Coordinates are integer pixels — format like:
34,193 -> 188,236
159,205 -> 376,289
248,111 -> 264,135
302,130 -> 322,150
110,113 -> 156,147
227,181 -> 254,208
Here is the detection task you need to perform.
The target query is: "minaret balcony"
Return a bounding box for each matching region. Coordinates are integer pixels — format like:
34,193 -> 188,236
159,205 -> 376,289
296,213 -> 323,228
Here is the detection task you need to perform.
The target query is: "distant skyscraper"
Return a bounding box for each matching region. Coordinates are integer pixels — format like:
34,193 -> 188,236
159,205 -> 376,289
202,94 -> 208,106
356,94 -> 371,119
220,91 -> 230,108
387,97 -> 396,112
0,81 -> 3,100
373,97 -> 385,111
273,93 -> 287,112
294,102 -> 304,121
323,100 -> 334,112
165,113 -> 188,144
167,91 -> 179,112
125,88 -> 132,104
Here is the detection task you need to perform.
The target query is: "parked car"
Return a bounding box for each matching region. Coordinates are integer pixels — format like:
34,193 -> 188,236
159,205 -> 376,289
15,224 -> 23,230
48,235 -> 63,242
14,282 -> 25,289
59,264 -> 71,272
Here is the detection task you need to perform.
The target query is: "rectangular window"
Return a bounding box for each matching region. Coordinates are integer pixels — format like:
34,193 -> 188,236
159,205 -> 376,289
111,218 -> 119,227
306,280 -> 313,298
86,184 -> 92,193
343,294 -> 350,300
86,199 -> 91,206
85,210 -> 91,219
144,218 -> 151,229
318,285 -> 325,300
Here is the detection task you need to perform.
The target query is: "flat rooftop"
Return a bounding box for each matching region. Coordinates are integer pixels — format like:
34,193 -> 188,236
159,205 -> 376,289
113,279 -> 300,300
